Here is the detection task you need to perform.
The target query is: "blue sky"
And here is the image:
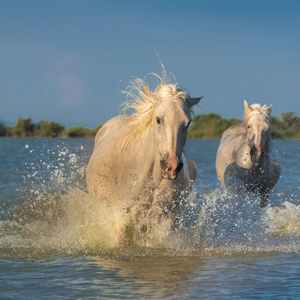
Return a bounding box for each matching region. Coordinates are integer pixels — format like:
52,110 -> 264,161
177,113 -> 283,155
1,0 -> 300,127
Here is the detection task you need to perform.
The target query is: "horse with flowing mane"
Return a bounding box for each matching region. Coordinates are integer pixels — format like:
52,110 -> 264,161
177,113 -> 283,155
216,100 -> 281,207
86,74 -> 202,245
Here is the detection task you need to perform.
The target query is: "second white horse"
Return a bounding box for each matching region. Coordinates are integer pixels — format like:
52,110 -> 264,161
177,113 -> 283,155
216,100 -> 281,207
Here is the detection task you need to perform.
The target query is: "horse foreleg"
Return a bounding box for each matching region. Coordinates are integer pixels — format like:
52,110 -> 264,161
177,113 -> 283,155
187,159 -> 197,184
259,191 -> 269,208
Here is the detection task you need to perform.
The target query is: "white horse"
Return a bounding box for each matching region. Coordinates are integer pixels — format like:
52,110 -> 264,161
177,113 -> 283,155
216,100 -> 281,207
86,74 -> 202,244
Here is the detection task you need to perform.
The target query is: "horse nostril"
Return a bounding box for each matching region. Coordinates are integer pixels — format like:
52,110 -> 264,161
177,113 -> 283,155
250,149 -> 254,156
176,162 -> 183,173
160,160 -> 168,170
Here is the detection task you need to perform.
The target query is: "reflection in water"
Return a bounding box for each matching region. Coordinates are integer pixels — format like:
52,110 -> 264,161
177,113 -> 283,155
80,252 -> 300,299
89,255 -> 205,298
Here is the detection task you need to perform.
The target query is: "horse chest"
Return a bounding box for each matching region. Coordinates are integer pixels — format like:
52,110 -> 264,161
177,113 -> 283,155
224,160 -> 273,188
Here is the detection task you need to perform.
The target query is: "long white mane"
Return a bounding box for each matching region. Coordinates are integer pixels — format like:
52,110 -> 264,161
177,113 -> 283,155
120,74 -> 192,149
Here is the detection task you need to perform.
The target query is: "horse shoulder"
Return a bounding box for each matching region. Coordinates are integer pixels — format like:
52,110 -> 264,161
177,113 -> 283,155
221,123 -> 244,140
91,114 -> 129,163
216,123 -> 245,184
94,115 -> 128,147
87,115 -> 129,196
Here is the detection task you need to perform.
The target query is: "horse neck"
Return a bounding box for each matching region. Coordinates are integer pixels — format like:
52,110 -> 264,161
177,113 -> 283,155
126,126 -> 159,171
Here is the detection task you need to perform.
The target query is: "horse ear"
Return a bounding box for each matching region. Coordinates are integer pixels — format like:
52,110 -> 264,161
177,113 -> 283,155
244,100 -> 253,119
267,104 -> 273,116
187,96 -> 203,109
244,100 -> 251,110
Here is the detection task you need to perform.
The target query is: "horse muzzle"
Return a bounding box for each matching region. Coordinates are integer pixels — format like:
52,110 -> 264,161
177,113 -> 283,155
160,158 -> 183,180
250,147 -> 264,164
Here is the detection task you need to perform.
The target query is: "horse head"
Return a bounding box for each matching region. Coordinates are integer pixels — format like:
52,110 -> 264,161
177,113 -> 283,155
121,75 -> 201,180
244,100 -> 272,164
154,84 -> 202,180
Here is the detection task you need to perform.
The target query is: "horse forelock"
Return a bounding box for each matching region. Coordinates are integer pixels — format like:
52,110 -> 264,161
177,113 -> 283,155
120,74 -> 192,149
245,104 -> 270,127
155,83 -> 190,102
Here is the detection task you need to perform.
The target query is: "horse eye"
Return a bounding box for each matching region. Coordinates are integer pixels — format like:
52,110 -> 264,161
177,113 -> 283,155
248,125 -> 251,129
187,120 -> 191,127
156,117 -> 161,124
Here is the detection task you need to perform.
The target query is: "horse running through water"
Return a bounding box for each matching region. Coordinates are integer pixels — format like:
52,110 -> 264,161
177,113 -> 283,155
216,100 -> 281,207
86,74 -> 202,245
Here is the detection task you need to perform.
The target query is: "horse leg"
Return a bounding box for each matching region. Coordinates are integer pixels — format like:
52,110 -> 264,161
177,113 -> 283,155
187,159 -> 197,184
260,191 -> 269,208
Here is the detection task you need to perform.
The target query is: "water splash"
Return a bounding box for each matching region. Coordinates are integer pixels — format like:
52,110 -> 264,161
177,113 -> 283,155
1,140 -> 300,260
264,202 -> 300,237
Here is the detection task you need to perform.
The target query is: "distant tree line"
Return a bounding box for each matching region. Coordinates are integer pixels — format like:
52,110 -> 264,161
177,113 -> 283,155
188,114 -> 241,138
0,112 -> 300,138
187,111 -> 300,139
0,117 -> 101,138
269,112 -> 300,139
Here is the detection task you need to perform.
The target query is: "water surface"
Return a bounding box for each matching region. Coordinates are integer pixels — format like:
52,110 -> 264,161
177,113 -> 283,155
0,138 -> 299,299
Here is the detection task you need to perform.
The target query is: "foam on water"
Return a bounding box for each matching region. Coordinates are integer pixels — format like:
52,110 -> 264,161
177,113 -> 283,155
0,141 -> 299,260
263,202 -> 300,237
0,190 -> 191,259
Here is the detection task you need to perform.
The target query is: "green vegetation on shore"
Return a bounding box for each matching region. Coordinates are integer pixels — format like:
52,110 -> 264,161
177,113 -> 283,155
0,112 -> 300,139
187,111 -> 300,139
188,114 -> 242,138
0,117 -> 101,138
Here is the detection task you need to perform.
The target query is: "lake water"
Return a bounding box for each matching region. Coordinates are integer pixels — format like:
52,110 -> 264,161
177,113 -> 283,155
0,138 -> 299,299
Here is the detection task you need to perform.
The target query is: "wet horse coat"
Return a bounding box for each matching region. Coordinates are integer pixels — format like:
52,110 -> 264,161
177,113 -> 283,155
86,75 -> 201,243
216,100 -> 281,207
